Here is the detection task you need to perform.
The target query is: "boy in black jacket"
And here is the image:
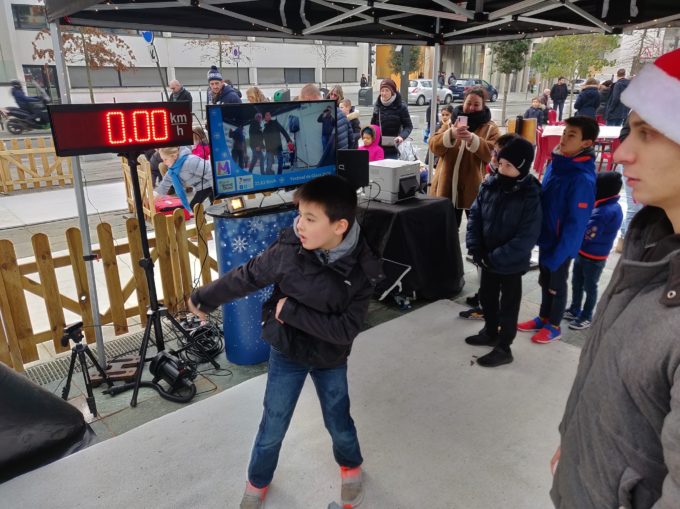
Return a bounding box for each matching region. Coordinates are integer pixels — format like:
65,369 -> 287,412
188,175 -> 383,509
465,137 -> 543,366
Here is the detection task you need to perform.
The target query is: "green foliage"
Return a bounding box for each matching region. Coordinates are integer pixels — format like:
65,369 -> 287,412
530,34 -> 620,79
389,46 -> 422,75
491,40 -> 531,74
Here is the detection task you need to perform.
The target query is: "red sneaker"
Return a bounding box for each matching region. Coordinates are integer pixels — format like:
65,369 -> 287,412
517,316 -> 547,332
340,466 -> 363,508
531,324 -> 562,344
240,481 -> 268,509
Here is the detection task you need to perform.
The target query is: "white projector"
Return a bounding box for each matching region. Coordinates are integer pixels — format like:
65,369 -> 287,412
368,159 -> 420,204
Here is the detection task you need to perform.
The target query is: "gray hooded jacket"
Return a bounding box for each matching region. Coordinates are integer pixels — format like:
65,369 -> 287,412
551,206 -> 680,509
156,147 -> 212,197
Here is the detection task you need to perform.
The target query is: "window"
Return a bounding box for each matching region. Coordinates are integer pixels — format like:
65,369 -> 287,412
284,68 -> 315,84
221,67 -> 250,86
257,68 -> 285,85
68,67 -> 121,88
11,4 -> 47,30
322,68 -> 357,83
22,65 -> 60,102
174,67 -> 208,87
120,67 -> 167,87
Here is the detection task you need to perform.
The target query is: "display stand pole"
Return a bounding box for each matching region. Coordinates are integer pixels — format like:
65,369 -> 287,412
49,22 -> 107,368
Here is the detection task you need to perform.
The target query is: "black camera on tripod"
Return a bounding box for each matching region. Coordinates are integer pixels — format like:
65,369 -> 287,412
61,321 -> 85,348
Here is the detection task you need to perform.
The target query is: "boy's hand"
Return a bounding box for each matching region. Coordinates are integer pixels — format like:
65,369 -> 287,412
550,446 -> 561,476
186,298 -> 207,322
275,297 -> 287,324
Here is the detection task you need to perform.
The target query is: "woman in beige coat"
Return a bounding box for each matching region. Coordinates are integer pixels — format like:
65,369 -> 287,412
429,87 -> 500,227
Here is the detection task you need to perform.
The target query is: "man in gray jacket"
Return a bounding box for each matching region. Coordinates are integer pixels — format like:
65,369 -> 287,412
551,48 -> 680,509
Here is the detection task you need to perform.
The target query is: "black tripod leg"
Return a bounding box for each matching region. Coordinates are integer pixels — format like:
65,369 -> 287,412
131,314 -> 155,407
78,349 -> 98,416
84,346 -> 113,388
62,349 -> 78,400
152,310 -> 165,352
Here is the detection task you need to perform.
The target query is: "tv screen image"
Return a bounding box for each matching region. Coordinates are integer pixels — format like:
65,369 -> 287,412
207,100 -> 337,198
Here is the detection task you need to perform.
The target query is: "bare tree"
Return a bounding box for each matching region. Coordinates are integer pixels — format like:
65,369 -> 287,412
312,43 -> 344,90
33,27 -> 136,104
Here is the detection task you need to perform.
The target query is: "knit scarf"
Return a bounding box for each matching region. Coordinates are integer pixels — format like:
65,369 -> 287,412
452,105 -> 492,133
168,153 -> 191,212
380,94 -> 397,107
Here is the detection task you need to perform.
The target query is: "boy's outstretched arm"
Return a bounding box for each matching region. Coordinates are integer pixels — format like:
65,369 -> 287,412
277,284 -> 374,346
189,241 -> 283,314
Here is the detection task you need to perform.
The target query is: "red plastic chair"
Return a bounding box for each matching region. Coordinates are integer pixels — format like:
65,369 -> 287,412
595,114 -> 606,125
547,109 -> 557,125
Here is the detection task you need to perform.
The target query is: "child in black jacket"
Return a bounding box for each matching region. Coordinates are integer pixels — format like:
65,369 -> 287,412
189,175 -> 383,508
465,137 -> 543,366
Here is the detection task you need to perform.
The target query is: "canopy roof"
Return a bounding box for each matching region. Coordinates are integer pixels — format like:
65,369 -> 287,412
46,0 -> 680,45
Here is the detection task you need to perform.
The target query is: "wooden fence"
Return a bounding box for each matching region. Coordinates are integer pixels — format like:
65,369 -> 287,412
121,156 -> 157,221
0,204 -> 217,372
0,137 -> 73,192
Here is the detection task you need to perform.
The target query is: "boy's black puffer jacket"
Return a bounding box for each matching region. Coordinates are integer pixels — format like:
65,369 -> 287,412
466,174 -> 543,274
192,228 -> 384,368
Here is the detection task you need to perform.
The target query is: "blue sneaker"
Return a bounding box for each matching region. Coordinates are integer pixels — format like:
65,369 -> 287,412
568,318 -> 592,330
531,324 -> 562,343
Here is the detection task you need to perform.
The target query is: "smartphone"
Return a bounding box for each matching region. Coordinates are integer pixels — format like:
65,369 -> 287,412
457,115 -> 468,127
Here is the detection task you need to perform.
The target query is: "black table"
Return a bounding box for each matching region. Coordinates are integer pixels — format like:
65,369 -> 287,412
357,194 -> 464,301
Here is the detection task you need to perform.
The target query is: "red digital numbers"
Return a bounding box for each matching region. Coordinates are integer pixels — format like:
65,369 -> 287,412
105,109 -> 170,146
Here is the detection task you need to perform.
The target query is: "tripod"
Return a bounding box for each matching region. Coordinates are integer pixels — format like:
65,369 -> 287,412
61,322 -> 113,416
110,152 -> 218,407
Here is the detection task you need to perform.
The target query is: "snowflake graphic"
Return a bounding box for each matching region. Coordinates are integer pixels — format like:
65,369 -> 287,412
258,286 -> 273,303
247,219 -> 266,234
231,236 -> 249,253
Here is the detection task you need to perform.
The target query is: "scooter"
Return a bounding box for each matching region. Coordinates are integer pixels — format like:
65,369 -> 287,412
5,84 -> 51,135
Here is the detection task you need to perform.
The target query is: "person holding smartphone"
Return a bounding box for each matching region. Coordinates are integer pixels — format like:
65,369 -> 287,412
429,87 -> 500,227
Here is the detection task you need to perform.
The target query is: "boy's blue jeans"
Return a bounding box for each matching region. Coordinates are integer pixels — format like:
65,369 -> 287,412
247,348 -> 363,488
568,254 -> 606,321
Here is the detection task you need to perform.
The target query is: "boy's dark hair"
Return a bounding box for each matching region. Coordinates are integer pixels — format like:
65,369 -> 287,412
495,133 -> 519,149
564,116 -> 600,142
293,175 -> 357,229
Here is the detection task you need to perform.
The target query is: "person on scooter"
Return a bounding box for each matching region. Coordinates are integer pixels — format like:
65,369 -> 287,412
10,80 -> 48,124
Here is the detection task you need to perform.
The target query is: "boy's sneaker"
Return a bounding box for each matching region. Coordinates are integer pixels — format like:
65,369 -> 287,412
531,324 -> 562,344
562,309 -> 579,322
568,318 -> 592,330
459,306 -> 484,320
465,293 -> 480,307
517,316 -> 547,332
340,466 -> 364,508
465,329 -> 499,347
477,346 -> 513,367
240,481 -> 268,509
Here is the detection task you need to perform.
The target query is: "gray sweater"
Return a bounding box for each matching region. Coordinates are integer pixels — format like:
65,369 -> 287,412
156,147 -> 212,197
552,206 -> 680,509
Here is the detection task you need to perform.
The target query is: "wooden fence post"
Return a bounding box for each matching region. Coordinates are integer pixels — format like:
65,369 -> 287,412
65,228 -> 96,343
97,223 -> 128,335
126,218 -> 150,325
31,233 -> 69,354
153,212 -> 177,313
174,209 -> 193,306
194,203 -> 213,285
0,240 -> 37,363
0,264 -> 24,371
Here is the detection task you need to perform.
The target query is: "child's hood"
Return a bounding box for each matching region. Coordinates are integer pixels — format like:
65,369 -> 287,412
346,109 -> 360,121
551,146 -> 597,176
363,124 -> 381,147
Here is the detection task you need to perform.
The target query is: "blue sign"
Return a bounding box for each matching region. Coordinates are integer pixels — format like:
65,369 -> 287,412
140,31 -> 154,44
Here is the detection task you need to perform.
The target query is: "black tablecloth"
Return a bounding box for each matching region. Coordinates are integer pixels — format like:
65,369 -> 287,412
357,195 -> 464,300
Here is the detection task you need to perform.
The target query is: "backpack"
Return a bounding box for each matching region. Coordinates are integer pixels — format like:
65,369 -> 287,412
288,115 -> 300,133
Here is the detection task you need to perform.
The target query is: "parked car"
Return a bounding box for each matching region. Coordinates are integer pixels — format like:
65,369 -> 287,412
407,79 -> 453,106
570,78 -> 586,94
449,78 -> 498,102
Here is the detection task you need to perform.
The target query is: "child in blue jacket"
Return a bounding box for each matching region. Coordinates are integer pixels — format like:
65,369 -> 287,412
518,116 -> 599,343
564,171 -> 623,330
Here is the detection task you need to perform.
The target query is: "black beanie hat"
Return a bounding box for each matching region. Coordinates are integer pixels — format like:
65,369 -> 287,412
497,137 -> 535,178
596,171 -> 622,200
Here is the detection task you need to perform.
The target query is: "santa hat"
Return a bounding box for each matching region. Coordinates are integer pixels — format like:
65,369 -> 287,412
622,48 -> 680,145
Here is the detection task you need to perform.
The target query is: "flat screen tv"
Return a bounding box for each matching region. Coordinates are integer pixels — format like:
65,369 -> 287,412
207,100 -> 337,198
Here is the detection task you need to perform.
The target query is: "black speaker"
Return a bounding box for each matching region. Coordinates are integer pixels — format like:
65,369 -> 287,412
337,149 -> 369,189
